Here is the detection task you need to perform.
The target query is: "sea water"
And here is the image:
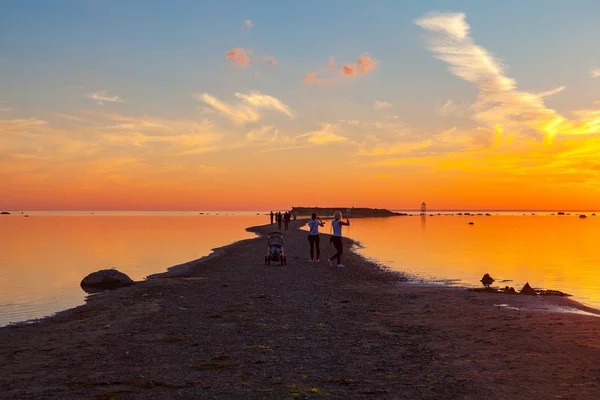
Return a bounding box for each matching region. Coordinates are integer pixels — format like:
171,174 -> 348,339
345,212 -> 600,310
0,212 -> 267,326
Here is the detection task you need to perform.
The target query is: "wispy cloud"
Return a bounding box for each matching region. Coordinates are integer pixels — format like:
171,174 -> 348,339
226,48 -> 251,68
197,94 -> 260,124
86,90 -> 125,105
263,56 -> 277,65
416,12 -> 566,140
373,101 -> 392,111
591,68 -> 600,78
234,91 -> 293,118
246,126 -> 279,143
0,107 -> 15,112
438,99 -> 470,117
297,124 -> 349,144
243,19 -> 253,30
197,91 -> 293,124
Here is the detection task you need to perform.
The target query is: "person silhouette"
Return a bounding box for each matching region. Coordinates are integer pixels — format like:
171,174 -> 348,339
270,211 -> 274,224
307,213 -> 324,262
328,211 -> 350,268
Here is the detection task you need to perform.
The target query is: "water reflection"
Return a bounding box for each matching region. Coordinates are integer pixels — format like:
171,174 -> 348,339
0,214 -> 265,326
349,214 -> 600,309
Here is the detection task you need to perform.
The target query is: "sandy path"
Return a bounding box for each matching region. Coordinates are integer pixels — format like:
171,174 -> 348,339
2,220 -> 600,399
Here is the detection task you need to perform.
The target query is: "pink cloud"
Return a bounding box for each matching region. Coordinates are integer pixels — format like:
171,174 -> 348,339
244,20 -> 253,30
226,48 -> 251,68
264,56 -> 277,65
357,53 -> 377,74
302,72 -> 317,84
340,64 -> 358,76
327,57 -> 336,69
302,72 -> 334,85
339,53 -> 377,77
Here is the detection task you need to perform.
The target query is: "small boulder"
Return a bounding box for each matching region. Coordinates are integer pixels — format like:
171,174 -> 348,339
0,211 -> 10,215
579,214 -> 587,219
557,212 -> 565,215
81,269 -> 134,292
520,282 -> 537,295
480,273 -> 495,288
468,221 -> 474,225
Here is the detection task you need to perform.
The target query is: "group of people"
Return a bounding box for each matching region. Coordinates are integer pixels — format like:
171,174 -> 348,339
306,211 -> 350,268
270,210 -> 296,231
269,209 -> 350,268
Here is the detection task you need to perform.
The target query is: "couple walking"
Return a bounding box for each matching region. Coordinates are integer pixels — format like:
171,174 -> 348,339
306,211 -> 350,268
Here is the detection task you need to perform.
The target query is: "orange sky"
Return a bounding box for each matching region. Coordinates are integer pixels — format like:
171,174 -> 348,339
1,9 -> 600,211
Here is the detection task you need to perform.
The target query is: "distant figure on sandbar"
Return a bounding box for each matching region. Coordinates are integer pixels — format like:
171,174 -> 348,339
328,211 -> 350,268
307,213 -> 324,262
270,211 -> 274,224
284,211 -> 291,230
276,212 -> 282,230
292,210 -> 297,225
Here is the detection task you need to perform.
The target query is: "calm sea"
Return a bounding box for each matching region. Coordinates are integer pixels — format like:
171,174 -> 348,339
3,211 -> 600,326
0,212 -> 268,326
346,212 -> 600,309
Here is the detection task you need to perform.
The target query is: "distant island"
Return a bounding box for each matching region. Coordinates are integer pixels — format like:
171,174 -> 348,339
292,207 -> 403,218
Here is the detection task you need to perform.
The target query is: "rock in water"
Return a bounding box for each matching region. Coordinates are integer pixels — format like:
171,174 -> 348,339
520,282 -> 537,295
579,214 -> 587,219
81,269 -> 134,292
480,273 -> 495,288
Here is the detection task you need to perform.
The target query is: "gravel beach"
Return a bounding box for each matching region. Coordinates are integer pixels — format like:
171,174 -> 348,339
2,220 -> 600,399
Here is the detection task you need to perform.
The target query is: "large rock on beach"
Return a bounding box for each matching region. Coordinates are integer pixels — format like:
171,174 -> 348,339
81,269 -> 134,292
0,211 -> 10,215
520,282 -> 537,295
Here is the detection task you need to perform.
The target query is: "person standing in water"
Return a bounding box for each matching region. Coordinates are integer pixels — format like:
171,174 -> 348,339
328,211 -> 350,268
307,213 -> 324,262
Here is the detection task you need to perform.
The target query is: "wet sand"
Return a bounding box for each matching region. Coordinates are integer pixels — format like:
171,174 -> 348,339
2,221 -> 600,399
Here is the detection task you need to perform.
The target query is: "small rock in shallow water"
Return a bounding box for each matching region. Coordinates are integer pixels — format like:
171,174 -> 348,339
480,273 -> 495,287
81,269 -> 134,292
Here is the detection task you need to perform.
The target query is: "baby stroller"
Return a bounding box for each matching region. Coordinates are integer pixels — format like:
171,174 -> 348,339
265,231 -> 286,265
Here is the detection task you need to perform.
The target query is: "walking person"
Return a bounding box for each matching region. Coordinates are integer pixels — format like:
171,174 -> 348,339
307,213 -> 324,262
270,211 -> 274,225
276,212 -> 282,230
328,211 -> 350,268
284,211 -> 291,230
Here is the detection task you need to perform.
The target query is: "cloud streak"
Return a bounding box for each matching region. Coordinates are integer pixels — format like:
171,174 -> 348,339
197,91 -> 293,124
373,101 -> 392,111
591,68 -> 600,78
86,91 -> 125,105
416,12 -> 566,140
297,124 -> 349,144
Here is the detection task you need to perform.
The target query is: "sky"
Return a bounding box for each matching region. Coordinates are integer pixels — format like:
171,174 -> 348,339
1,0 -> 599,211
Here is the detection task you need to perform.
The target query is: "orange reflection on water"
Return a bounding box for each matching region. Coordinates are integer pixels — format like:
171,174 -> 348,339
350,214 -> 600,308
0,214 -> 265,325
